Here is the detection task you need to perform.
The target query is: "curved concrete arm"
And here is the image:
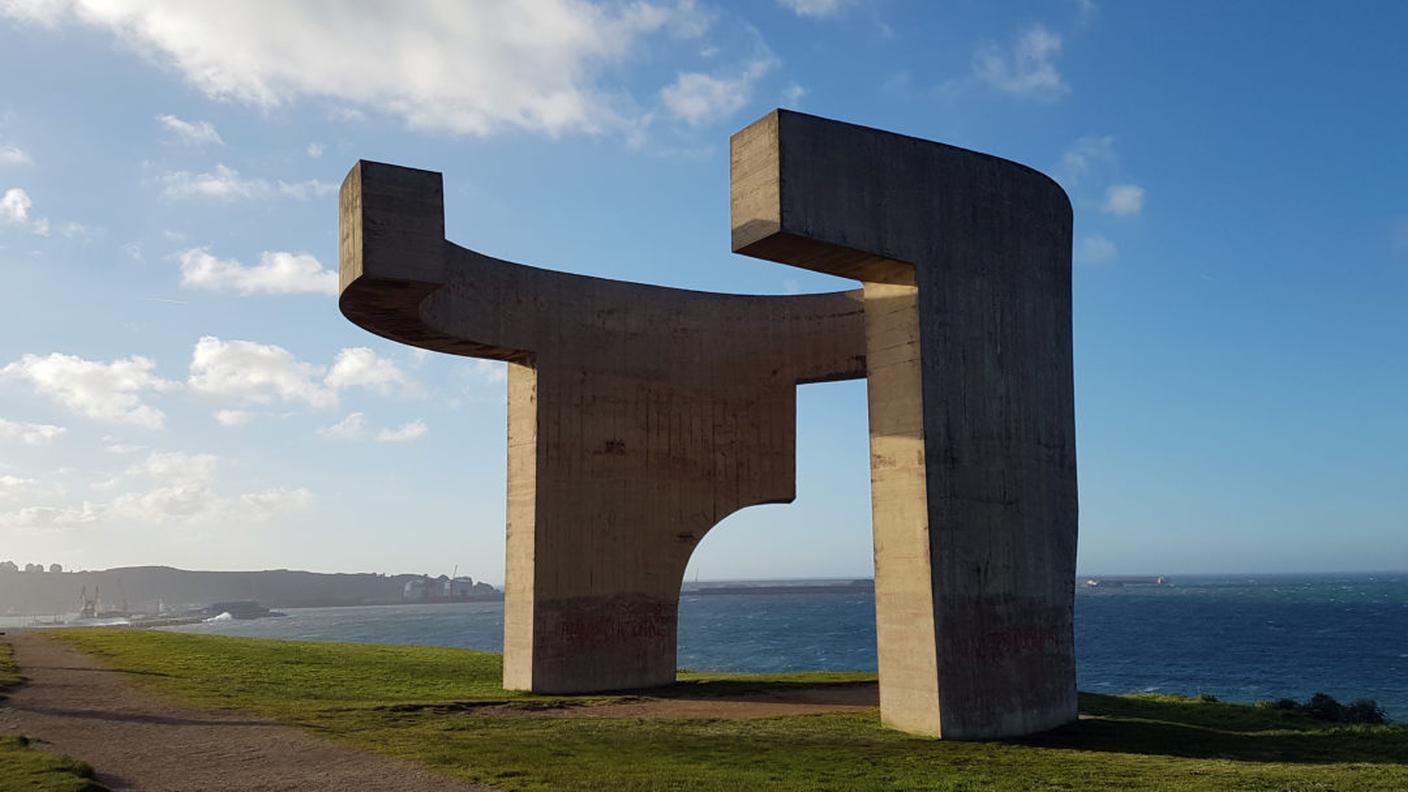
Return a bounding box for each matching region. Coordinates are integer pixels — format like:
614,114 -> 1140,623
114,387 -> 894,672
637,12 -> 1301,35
337,158 -> 867,695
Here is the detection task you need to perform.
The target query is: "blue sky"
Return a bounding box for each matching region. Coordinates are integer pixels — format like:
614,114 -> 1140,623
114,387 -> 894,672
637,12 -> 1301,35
1,0 -> 1404,582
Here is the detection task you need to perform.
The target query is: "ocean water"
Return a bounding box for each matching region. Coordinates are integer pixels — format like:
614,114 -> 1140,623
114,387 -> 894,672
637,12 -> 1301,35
159,573 -> 1408,719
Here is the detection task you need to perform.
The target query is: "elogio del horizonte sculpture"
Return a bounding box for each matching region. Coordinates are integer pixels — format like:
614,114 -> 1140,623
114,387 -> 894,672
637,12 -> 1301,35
336,110 -> 1078,740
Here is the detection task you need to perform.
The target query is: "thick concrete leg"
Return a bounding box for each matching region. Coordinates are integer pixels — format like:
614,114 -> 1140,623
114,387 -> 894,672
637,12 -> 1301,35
732,110 -> 1079,739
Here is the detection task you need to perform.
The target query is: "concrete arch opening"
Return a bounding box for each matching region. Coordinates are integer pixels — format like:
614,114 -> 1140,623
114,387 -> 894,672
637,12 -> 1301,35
677,379 -> 873,674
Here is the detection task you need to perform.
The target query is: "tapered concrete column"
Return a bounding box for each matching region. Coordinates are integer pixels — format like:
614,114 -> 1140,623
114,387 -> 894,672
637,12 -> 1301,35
339,160 -> 866,693
732,110 -> 1079,739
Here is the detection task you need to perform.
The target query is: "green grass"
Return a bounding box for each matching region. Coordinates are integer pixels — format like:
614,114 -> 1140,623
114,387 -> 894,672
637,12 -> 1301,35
1,639 -> 106,791
52,629 -> 1408,791
1,637 -> 22,691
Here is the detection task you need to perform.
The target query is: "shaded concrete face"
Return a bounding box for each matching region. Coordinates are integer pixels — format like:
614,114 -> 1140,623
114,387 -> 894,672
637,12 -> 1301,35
339,160 -> 866,693
732,110 -> 1078,738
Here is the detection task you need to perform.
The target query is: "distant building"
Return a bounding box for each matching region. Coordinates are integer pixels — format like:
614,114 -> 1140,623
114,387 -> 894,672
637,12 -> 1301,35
444,577 -> 475,598
403,578 -> 429,600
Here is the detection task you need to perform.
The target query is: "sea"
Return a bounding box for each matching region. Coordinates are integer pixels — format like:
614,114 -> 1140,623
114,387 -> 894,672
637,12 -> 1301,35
21,573 -> 1408,720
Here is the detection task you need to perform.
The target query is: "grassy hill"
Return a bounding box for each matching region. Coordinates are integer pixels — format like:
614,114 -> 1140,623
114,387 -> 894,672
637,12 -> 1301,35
35,630 -> 1408,790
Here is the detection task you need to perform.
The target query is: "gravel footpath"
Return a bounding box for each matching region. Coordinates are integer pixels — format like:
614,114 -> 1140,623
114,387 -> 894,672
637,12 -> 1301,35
0,632 -> 492,792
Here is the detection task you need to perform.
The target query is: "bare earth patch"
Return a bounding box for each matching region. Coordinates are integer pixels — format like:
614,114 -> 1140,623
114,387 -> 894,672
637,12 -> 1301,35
390,682 -> 879,720
0,632 -> 490,792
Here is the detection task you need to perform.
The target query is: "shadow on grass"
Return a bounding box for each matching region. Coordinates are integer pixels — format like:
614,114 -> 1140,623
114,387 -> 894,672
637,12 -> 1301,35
1019,693 -> 1408,766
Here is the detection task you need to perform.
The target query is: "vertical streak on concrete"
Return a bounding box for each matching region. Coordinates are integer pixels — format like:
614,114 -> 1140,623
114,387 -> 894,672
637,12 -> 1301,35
864,276 -> 941,737
503,360 -> 538,691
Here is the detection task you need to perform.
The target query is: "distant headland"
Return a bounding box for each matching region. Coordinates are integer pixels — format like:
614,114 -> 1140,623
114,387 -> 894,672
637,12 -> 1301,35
0,563 -> 502,618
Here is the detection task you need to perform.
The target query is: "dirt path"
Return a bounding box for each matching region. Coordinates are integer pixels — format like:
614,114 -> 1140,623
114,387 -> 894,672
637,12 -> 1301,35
0,632 -> 491,792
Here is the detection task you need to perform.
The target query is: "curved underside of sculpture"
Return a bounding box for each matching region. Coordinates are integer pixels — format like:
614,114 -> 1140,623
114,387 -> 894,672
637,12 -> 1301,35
340,159 -> 866,693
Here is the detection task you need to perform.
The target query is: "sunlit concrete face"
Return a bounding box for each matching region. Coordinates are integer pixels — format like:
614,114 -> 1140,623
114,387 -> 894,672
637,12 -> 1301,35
732,110 -> 1079,739
338,109 -> 1077,739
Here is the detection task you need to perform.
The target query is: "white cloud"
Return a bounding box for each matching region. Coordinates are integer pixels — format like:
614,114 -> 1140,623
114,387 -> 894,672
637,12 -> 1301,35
377,420 -> 428,443
156,113 -> 224,146
974,24 -> 1068,100
465,359 -> 508,384
324,347 -> 413,394
1,186 -> 32,222
188,336 -> 336,408
0,502 -> 98,529
178,247 -> 337,296
0,417 -> 65,445
318,412 -> 365,440
306,142 -> 324,159
103,441 -> 146,454
161,164 -> 335,202
1,352 -> 175,429
776,0 -> 852,17
1075,235 -> 1117,265
2,449 -> 316,529
213,409 -> 253,427
5,0 -> 711,138
0,474 -> 63,503
0,145 -> 30,165
780,83 -> 806,108
661,57 -> 776,126
1058,135 -> 1116,185
1102,184 -> 1145,216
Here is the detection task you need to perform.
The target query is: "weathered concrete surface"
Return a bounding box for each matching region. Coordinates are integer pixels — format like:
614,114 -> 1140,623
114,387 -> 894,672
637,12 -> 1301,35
339,161 -> 866,693
731,110 -> 1078,739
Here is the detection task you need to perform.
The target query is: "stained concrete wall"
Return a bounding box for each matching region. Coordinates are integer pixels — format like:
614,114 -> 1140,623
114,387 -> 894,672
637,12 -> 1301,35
339,160 -> 867,693
732,110 -> 1079,739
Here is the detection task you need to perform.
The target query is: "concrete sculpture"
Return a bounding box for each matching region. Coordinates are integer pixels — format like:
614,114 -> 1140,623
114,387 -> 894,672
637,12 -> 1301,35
338,110 -> 1077,740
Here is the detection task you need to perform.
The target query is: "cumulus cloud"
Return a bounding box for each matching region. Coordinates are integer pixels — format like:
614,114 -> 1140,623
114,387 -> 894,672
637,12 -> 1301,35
661,57 -> 776,125
1058,135 -> 1117,185
0,449 -> 314,529
0,144 -> 30,165
974,24 -> 1068,100
161,164 -> 335,201
4,0 -> 712,137
1102,184 -> 1145,216
324,347 -> 413,395
0,474 -> 66,505
178,247 -> 337,296
776,0 -> 852,16
318,412 -> 366,440
465,359 -> 508,384
306,142 -> 324,159
377,420 -> 428,443
188,336 -> 336,408
1,352 -> 175,429
187,337 -> 420,411
213,409 -> 253,427
1075,235 -> 1117,265
1,186 -> 31,223
0,417 -> 65,445
157,113 -> 224,146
